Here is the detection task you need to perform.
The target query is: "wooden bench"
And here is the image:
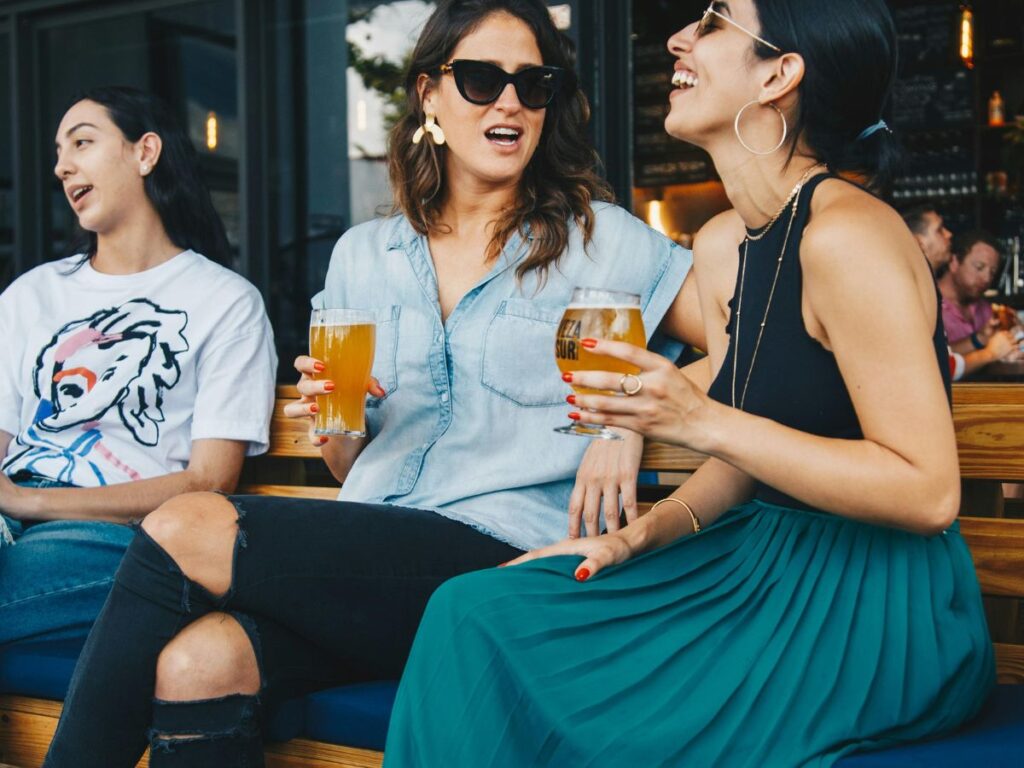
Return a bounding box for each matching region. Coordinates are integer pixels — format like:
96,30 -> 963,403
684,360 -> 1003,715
2,383 -> 1022,767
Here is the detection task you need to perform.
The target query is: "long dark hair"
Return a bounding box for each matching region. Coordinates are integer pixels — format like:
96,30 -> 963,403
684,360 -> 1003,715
388,0 -> 613,281
752,0 -> 902,186
63,86 -> 230,264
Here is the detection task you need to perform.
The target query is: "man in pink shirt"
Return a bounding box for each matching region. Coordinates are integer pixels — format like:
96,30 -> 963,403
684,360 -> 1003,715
938,231 -> 1022,369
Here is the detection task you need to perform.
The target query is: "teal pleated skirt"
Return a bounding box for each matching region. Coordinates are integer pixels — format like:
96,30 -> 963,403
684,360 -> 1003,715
383,501 -> 995,767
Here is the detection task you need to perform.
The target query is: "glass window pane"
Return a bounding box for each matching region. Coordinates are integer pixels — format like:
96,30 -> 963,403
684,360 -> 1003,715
347,1 -> 435,224
266,1 -> 434,380
38,2 -> 238,266
0,31 -> 12,290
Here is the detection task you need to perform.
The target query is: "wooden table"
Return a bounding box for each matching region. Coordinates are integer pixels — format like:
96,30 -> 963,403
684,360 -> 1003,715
980,360 -> 1024,381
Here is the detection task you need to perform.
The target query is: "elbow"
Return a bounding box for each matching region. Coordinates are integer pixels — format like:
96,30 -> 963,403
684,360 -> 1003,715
911,478 -> 960,536
186,467 -> 241,495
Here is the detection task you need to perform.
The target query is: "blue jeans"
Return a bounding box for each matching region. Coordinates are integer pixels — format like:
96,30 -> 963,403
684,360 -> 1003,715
0,477 -> 135,645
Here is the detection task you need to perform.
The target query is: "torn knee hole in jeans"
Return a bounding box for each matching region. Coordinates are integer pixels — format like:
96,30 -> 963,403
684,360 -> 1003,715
149,692 -> 261,752
149,728 -> 257,753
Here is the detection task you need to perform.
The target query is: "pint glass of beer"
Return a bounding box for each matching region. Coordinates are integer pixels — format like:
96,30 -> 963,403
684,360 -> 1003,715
554,287 -> 646,439
309,309 -> 376,437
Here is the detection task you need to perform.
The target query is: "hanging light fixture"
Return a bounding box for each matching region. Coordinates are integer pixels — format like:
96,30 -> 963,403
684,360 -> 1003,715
206,111 -> 219,151
959,4 -> 974,70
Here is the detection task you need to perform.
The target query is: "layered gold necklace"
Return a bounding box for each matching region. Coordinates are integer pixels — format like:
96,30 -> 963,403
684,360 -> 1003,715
731,164 -> 826,410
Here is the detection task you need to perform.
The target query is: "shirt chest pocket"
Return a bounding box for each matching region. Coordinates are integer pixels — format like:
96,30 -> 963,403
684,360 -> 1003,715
367,305 -> 400,407
480,299 -> 567,408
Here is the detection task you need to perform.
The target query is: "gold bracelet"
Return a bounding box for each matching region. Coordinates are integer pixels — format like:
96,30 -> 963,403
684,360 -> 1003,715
650,497 -> 701,534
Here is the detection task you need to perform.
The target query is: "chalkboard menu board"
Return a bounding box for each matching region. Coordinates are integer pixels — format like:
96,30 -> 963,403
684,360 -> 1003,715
892,70 -> 974,128
893,2 -> 959,69
891,2 -> 975,129
632,0 -> 713,188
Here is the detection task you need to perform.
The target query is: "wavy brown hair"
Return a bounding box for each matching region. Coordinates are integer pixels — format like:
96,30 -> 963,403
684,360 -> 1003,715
388,0 -> 613,281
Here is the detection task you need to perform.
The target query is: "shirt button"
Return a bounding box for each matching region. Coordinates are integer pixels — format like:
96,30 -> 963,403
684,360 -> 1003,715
434,333 -> 442,344
441,392 -> 449,403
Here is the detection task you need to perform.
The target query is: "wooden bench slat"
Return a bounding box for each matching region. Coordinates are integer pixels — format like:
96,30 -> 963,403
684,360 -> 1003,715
995,643 -> 1024,685
952,384 -> 1024,407
960,517 -> 1024,598
237,484 -> 339,500
0,696 -> 383,768
952,403 -> 1024,480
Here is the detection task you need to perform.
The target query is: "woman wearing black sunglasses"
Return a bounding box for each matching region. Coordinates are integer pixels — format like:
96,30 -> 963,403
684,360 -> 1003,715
385,0 -> 993,766
43,1 -> 703,766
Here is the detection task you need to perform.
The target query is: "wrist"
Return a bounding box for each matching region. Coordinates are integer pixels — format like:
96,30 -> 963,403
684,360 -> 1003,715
696,397 -> 735,455
970,332 -> 985,350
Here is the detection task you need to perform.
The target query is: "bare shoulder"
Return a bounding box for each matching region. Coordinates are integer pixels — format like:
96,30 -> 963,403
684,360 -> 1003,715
693,209 -> 744,258
801,179 -> 922,278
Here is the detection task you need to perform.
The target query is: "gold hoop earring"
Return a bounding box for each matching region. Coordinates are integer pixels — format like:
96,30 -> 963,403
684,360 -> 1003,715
412,112 -> 446,146
734,101 -> 787,156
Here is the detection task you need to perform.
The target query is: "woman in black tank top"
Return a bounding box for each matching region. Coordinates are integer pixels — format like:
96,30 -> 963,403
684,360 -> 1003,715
385,2 -> 994,766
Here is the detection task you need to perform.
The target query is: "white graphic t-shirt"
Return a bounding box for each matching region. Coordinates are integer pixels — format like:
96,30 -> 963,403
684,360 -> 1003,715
0,250 -> 277,487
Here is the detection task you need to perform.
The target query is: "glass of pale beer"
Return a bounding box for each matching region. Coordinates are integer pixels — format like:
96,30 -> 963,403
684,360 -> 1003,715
309,308 -> 376,437
554,287 -> 646,439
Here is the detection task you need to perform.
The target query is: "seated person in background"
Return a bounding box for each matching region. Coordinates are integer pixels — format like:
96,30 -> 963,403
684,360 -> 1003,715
902,202 -> 953,275
901,208 -> 1019,378
939,231 -> 1023,373
0,86 -> 277,647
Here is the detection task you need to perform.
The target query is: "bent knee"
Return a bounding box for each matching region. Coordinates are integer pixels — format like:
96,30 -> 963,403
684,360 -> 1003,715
141,492 -> 235,551
155,612 -> 260,701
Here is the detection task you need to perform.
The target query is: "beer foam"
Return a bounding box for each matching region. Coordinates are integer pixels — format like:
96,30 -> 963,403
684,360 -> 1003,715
566,303 -> 640,310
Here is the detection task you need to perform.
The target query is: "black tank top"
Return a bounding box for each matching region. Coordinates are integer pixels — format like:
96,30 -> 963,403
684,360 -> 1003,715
706,174 -> 951,509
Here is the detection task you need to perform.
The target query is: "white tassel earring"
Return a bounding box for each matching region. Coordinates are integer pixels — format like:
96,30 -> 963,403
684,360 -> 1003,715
412,112 -> 446,146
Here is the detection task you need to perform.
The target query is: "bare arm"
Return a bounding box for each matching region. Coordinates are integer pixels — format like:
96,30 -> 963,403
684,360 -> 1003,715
0,438 -> 247,523
657,271 -> 706,350
511,458 -> 755,577
569,355 -> 711,538
570,192 -> 961,536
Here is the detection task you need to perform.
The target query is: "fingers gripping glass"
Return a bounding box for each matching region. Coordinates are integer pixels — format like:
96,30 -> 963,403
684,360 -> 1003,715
554,287 -> 647,441
440,60 -> 565,109
697,2 -> 781,53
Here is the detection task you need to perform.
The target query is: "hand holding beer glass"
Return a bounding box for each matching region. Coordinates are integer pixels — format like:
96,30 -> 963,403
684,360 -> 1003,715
555,287 -> 646,439
307,309 -> 377,438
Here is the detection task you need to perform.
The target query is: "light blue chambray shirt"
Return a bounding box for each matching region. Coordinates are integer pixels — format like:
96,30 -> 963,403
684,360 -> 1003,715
313,202 -> 692,551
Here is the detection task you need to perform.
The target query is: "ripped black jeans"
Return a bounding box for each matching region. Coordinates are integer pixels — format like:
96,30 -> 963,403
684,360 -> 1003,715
43,496 -> 522,768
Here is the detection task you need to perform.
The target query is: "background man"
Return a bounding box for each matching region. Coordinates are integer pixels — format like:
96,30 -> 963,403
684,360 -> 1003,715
938,231 -> 1022,375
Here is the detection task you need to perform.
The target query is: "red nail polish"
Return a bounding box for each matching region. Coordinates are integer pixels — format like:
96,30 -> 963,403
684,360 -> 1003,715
310,404 -> 319,414
562,372 -> 574,383
576,567 -> 591,582
318,436 -> 328,444
566,394 -> 576,405
323,382 -> 335,392
581,338 -> 597,349
568,412 -> 581,421
313,362 -> 326,372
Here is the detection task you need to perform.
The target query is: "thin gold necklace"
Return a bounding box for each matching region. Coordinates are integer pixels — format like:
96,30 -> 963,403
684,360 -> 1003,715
745,163 -> 825,242
731,167 -> 825,410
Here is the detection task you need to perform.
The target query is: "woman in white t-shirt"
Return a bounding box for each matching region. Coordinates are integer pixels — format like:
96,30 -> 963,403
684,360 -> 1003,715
0,86 -> 277,646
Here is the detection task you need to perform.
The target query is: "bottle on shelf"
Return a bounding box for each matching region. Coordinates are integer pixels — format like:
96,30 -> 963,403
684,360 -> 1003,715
988,90 -> 1006,127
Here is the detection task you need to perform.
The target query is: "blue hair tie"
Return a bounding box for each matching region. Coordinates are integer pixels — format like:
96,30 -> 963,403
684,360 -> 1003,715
857,119 -> 891,141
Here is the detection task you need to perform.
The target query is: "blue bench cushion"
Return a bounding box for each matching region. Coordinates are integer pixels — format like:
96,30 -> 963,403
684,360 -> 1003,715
303,681 -> 398,751
0,639 -> 84,701
0,639 -> 303,743
2,639 -> 1021,760
835,685 -> 1024,767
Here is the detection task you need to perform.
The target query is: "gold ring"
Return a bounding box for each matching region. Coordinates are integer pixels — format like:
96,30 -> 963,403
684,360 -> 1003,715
620,373 -> 643,396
